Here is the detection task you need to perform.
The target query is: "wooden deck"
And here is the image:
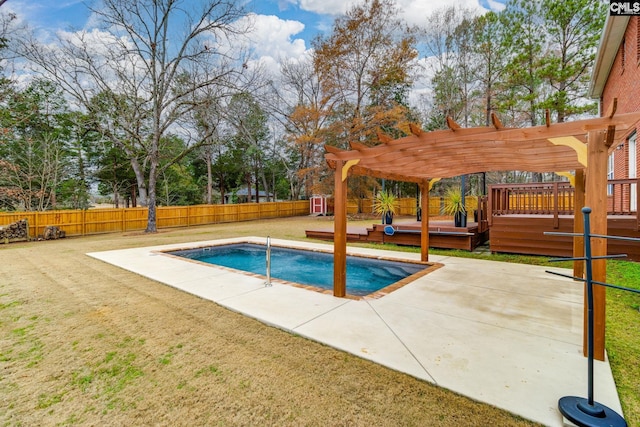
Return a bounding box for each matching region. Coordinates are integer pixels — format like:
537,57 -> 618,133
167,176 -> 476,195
305,180 -> 640,261
305,219 -> 489,251
490,214 -> 640,262
489,181 -> 640,262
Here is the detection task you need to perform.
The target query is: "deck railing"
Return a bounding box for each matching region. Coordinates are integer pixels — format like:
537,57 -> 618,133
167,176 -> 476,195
490,182 -> 575,216
607,178 -> 639,215
489,180 -> 640,226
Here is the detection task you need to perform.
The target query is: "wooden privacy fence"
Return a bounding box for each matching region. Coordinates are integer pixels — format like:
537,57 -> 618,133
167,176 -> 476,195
0,201 -> 309,239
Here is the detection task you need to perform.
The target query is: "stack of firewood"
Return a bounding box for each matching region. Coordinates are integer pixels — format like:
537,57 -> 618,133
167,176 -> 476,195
0,219 -> 29,243
42,225 -> 65,240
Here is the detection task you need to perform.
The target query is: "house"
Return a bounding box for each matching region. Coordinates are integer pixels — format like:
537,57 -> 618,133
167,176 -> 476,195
224,187 -> 274,204
589,15 -> 640,211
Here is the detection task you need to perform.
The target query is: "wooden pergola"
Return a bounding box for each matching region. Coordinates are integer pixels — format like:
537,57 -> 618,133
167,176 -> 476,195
325,109 -> 640,360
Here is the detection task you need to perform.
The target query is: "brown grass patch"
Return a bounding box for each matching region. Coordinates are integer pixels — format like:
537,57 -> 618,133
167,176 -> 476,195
0,216 -> 540,426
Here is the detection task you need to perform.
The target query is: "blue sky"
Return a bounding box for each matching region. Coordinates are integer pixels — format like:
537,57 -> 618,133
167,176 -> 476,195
3,0 -> 506,96
6,0 -> 506,54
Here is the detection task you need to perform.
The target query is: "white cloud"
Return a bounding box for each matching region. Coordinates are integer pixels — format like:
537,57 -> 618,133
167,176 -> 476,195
291,0 -> 491,23
396,0 -> 488,27
246,14 -> 309,60
297,0 -> 352,16
486,0 -> 506,12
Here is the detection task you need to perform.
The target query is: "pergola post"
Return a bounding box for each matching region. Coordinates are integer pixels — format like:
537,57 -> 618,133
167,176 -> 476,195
584,131 -> 607,361
333,160 -> 347,297
420,180 -> 429,262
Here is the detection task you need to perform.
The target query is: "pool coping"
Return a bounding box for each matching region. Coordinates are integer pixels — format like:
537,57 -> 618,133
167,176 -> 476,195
155,239 -> 443,300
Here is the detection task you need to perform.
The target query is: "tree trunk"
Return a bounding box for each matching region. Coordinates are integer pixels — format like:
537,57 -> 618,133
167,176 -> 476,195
145,153 -> 158,233
260,171 -> 270,202
206,152 -> 213,204
129,158 -> 148,207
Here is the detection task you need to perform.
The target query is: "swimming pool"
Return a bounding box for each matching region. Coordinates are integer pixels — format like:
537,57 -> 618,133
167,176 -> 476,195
168,243 -> 430,296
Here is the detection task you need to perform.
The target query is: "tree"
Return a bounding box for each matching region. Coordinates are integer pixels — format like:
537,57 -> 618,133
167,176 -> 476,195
471,11 -> 509,127
0,79 -> 78,211
501,0 -> 546,126
312,0 -> 418,202
191,94 -> 224,205
538,0 -> 606,122
269,56 -> 332,199
422,6 -> 477,128
225,92 -> 272,202
313,0 -> 418,147
18,0 -> 250,231
94,140 -> 138,208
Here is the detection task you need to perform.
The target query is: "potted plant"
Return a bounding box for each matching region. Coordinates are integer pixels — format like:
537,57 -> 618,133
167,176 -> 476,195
373,190 -> 397,225
443,188 -> 467,228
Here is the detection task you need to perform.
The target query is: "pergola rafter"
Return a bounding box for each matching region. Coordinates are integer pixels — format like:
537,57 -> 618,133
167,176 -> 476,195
326,109 -> 640,361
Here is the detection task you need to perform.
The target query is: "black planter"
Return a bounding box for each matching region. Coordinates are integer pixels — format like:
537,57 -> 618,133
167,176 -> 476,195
383,212 -> 393,225
454,211 -> 467,228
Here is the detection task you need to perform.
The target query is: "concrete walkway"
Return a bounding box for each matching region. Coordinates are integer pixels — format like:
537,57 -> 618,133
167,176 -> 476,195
88,237 -> 623,427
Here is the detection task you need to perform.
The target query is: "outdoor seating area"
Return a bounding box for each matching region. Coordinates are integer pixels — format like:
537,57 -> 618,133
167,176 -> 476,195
305,218 -> 488,251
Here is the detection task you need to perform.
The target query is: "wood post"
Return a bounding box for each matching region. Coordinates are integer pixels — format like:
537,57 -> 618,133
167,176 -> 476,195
584,131 -> 607,361
421,181 -> 429,262
333,160 -> 347,297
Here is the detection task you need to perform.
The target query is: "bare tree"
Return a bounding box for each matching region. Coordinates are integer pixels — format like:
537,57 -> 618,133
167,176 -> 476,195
265,55 -> 332,199
421,5 -> 477,128
17,0 -> 250,232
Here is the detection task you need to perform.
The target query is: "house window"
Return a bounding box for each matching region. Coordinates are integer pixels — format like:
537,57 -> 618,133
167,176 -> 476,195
629,133 -> 637,211
607,153 -> 614,195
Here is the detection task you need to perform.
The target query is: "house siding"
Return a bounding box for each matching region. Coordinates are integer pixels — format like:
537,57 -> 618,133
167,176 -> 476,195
601,16 -> 640,204
602,17 -> 640,116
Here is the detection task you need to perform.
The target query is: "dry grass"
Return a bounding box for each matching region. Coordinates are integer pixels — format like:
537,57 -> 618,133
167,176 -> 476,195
0,216 -> 541,426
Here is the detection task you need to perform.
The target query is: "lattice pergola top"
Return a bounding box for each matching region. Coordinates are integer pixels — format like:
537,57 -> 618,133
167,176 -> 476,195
325,112 -> 640,183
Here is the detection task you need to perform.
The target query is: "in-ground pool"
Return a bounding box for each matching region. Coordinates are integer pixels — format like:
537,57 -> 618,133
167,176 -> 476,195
168,243 -> 429,296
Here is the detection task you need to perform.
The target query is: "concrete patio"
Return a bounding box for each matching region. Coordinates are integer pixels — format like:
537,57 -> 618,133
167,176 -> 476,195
88,237 -> 623,427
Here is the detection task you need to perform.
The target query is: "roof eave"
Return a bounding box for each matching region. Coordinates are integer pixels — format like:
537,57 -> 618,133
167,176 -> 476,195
589,15 -> 631,99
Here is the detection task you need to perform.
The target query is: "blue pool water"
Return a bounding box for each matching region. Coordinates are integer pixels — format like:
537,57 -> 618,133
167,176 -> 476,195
169,243 -> 427,296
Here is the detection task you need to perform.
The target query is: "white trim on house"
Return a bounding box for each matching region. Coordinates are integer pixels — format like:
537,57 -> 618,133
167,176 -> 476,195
589,15 -> 631,99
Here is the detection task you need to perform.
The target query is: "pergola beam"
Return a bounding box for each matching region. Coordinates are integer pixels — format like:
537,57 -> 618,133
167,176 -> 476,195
491,112 -> 504,129
605,98 -> 618,119
409,123 -> 423,136
326,112 -> 640,182
446,116 -> 461,130
377,129 -> 393,143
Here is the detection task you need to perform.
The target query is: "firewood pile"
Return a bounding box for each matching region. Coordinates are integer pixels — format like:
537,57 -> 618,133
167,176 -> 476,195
0,219 -> 29,243
41,225 -> 65,240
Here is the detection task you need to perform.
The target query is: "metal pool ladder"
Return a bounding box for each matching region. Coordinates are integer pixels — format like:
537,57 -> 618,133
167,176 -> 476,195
265,236 -> 272,287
